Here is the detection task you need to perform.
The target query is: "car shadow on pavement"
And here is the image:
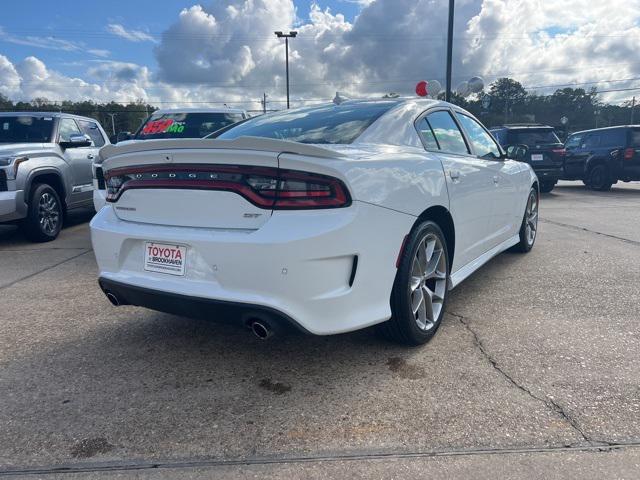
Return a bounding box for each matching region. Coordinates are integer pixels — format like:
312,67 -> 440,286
0,207 -> 95,243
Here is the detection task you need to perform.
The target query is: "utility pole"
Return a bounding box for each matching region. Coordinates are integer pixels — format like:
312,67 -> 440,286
631,96 -> 636,124
107,113 -> 117,136
445,0 -> 455,102
274,31 -> 297,109
261,93 -> 268,114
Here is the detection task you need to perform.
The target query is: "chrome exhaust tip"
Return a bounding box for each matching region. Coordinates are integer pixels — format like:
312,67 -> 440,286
105,291 -> 120,307
250,320 -> 273,340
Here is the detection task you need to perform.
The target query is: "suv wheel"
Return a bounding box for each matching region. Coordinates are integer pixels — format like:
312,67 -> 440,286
539,180 -> 556,193
22,183 -> 63,242
588,164 -> 613,191
379,221 -> 450,346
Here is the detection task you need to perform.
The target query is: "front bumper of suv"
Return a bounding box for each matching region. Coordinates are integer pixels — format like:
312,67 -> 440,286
0,190 -> 27,222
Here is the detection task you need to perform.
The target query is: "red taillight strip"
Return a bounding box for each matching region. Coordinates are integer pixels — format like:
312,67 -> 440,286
104,164 -> 351,209
624,148 -> 635,160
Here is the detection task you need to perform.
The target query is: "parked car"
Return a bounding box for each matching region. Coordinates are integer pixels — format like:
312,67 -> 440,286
563,125 -> 640,190
0,112 -> 109,241
93,108 -> 248,211
489,124 -> 565,192
91,99 -> 538,346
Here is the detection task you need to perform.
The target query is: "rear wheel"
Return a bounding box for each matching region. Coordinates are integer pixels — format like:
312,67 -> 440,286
512,187 -> 538,253
379,221 -> 449,346
21,183 -> 63,242
539,180 -> 556,193
587,164 -> 613,191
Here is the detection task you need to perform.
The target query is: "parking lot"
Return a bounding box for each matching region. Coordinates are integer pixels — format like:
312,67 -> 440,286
1,182 -> 639,478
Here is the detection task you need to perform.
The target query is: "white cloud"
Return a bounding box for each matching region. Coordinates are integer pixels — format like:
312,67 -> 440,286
2,0 -> 640,107
106,24 -> 157,43
0,26 -> 110,57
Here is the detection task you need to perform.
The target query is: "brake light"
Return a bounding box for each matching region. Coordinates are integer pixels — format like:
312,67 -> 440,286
624,148 -> 635,160
552,148 -> 566,156
104,164 -> 351,209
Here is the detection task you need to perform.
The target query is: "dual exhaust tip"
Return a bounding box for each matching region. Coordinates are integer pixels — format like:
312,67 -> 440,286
102,289 -> 275,340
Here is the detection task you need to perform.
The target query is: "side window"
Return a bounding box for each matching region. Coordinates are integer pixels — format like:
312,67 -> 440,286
78,120 -> 105,147
565,134 -> 582,149
425,111 -> 469,155
456,114 -> 501,159
58,118 -> 82,143
584,134 -> 601,148
601,129 -> 625,147
415,117 -> 439,150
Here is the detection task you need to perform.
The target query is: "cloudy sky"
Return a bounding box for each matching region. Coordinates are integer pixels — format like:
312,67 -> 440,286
1,0 -> 639,110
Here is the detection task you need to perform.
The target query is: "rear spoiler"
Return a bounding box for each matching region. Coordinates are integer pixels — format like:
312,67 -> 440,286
99,136 -> 344,163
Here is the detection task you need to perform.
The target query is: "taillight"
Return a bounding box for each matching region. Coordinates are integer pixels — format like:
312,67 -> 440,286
104,164 -> 351,209
624,148 -> 635,160
552,148 -> 567,156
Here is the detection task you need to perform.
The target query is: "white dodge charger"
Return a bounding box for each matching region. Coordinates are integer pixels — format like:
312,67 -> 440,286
90,99 -> 539,345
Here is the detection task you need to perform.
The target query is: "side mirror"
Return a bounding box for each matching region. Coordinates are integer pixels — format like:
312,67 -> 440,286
505,144 -> 528,160
60,134 -> 92,149
116,131 -> 132,143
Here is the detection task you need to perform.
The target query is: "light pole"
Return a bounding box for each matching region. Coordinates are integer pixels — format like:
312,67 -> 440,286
445,0 -> 455,102
274,31 -> 297,109
107,113 -> 117,136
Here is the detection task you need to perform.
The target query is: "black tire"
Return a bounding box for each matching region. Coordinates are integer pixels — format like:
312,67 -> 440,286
587,164 -> 613,191
21,183 -> 63,242
512,187 -> 538,253
379,221 -> 450,346
539,180 -> 556,193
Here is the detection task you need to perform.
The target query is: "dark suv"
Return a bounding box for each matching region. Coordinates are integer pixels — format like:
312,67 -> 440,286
489,125 -> 565,192
563,126 -> 640,191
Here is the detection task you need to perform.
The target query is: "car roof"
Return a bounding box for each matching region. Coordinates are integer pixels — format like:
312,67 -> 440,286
570,125 -> 640,136
152,107 -> 247,114
0,111 -> 100,122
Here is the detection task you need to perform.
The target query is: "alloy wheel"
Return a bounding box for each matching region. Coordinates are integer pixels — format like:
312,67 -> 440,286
525,190 -> 538,246
409,233 -> 447,331
38,192 -> 60,235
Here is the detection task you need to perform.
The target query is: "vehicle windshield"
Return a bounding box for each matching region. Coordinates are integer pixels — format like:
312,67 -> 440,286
0,115 -> 55,143
510,129 -> 561,146
135,112 -> 245,140
217,101 -> 399,144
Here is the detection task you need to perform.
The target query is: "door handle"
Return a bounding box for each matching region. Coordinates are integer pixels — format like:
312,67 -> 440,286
87,154 -> 95,160
449,170 -> 460,181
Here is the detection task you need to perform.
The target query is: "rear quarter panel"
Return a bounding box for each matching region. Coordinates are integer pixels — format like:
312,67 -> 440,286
278,146 -> 449,217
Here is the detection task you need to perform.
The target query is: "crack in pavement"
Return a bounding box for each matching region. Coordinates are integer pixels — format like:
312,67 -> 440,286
448,311 -> 609,447
0,249 -> 93,292
540,219 -> 640,247
2,443 -> 640,476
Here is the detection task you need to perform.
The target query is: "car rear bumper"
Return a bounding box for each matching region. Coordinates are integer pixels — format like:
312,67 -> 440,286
0,190 -> 27,222
90,202 -> 415,335
532,167 -> 563,182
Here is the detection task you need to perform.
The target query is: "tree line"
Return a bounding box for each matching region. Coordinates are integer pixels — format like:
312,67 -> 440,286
1,77 -> 637,140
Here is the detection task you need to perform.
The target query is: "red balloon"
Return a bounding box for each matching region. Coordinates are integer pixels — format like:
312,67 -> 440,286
416,81 -> 428,97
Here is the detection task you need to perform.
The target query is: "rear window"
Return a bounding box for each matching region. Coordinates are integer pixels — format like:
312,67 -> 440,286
630,129 -> 640,147
135,112 -> 245,140
0,116 -> 55,143
509,129 -> 560,146
217,101 -> 398,144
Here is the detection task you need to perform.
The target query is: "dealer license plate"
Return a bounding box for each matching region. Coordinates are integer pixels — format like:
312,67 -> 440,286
144,242 -> 187,276
531,154 -> 544,161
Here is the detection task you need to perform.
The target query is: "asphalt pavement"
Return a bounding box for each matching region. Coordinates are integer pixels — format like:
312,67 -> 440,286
1,181 -> 639,479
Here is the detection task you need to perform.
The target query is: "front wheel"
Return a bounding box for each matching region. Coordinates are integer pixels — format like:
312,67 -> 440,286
588,164 -> 613,191
539,180 -> 556,193
379,221 -> 450,346
512,187 -> 539,253
21,183 -> 63,242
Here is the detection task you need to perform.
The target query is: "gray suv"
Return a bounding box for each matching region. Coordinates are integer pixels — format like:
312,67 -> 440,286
0,112 -> 109,241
